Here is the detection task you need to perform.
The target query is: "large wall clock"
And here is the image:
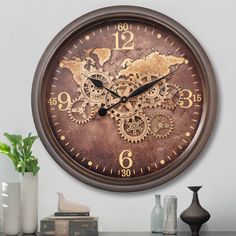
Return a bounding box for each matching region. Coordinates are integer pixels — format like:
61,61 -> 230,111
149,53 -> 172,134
32,6 -> 217,191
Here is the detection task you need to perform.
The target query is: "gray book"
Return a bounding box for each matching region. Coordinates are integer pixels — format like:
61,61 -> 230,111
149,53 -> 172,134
40,217 -> 98,236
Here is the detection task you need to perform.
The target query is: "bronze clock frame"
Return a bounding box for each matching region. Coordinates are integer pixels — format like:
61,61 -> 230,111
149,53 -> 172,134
32,6 -> 217,192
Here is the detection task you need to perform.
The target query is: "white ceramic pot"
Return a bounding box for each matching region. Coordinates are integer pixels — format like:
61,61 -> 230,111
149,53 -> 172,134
1,182 -> 21,235
19,173 -> 38,234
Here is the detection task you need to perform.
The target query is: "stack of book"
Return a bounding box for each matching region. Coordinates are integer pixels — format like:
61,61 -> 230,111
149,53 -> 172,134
40,212 -> 98,236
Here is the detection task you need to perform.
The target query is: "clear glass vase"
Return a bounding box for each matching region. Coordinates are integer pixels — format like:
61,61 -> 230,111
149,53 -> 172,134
162,195 -> 177,235
151,194 -> 164,233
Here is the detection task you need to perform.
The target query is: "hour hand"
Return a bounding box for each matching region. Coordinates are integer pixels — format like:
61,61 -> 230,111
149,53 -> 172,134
82,73 -> 121,98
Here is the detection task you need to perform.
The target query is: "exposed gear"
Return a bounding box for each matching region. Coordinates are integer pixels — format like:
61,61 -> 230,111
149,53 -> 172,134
162,83 -> 181,110
105,79 -> 143,120
133,74 -> 168,108
68,97 -> 95,124
118,113 -> 150,143
123,73 -> 143,84
79,69 -> 112,106
149,112 -> 174,138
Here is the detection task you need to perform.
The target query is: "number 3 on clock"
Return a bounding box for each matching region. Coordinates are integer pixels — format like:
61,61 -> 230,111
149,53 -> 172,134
180,89 -> 202,109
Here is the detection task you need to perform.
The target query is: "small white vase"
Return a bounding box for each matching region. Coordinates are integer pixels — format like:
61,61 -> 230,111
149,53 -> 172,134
19,172 -> 38,234
1,182 -> 21,235
151,194 -> 164,233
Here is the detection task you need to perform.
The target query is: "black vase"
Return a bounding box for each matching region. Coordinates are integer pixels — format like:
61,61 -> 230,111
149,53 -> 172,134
180,186 -> 210,235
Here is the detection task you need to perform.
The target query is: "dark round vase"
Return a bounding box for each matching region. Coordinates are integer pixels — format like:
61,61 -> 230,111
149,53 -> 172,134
180,186 -> 210,235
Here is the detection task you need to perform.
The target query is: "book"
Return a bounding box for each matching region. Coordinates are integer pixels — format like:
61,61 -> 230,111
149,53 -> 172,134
48,214 -> 95,220
54,212 -> 90,217
40,217 -> 98,236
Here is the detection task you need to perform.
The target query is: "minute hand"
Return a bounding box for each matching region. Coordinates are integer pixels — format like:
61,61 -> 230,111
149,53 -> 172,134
127,70 -> 177,99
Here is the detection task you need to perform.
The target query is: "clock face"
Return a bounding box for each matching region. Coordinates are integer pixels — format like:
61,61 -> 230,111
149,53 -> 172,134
32,6 -> 216,191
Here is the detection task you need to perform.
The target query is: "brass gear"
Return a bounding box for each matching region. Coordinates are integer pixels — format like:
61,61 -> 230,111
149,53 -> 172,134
131,73 -> 168,108
162,83 -> 181,110
149,112 -> 174,138
105,79 -> 143,120
68,97 -> 95,124
118,113 -> 150,143
79,69 -> 112,106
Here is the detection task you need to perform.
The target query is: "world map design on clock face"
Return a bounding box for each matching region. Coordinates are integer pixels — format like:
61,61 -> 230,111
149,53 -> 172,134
32,6 -> 216,191
45,20 -> 203,178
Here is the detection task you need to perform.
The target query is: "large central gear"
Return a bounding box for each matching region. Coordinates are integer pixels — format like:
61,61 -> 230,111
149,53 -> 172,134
149,112 -> 174,138
79,69 -> 112,106
105,79 -> 143,120
118,113 -> 150,143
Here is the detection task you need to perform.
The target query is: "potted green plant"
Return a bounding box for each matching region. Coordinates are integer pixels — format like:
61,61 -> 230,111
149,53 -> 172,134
0,132 -> 40,234
0,132 -> 39,175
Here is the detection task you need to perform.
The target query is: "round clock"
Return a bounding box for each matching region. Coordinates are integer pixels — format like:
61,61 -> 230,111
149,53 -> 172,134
32,6 -> 217,191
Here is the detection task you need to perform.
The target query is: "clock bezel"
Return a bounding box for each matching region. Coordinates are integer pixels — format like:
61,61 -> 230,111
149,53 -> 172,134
32,6 -> 217,192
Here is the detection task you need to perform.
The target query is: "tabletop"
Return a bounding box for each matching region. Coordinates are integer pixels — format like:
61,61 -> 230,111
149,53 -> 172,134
1,232 -> 236,236
99,233 -> 236,236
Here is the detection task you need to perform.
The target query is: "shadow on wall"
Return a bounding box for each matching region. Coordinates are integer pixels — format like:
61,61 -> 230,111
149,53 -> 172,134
0,157 -> 19,232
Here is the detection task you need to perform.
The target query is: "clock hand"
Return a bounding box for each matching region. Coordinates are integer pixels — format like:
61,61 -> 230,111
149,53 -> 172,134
82,73 -> 121,98
127,69 -> 178,99
98,97 -> 126,116
98,86 -> 137,116
98,69 -> 178,117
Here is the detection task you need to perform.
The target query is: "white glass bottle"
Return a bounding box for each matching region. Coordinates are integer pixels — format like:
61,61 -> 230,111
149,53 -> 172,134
151,194 -> 164,233
162,195 -> 177,234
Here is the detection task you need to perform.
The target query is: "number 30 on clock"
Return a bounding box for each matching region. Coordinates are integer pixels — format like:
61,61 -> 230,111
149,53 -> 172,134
119,150 -> 133,177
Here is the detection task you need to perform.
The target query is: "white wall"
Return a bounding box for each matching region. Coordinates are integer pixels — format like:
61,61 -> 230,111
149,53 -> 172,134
0,0 -> 235,232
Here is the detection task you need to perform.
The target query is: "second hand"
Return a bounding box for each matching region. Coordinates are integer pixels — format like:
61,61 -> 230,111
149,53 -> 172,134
98,98 -> 125,116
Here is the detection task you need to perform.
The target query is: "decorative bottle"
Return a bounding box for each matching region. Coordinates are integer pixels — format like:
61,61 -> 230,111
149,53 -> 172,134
162,195 -> 177,234
180,186 -> 210,235
151,194 -> 164,233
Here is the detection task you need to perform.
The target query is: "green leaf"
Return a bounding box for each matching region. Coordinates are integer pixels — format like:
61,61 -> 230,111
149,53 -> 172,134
23,133 -> 38,147
4,133 -> 22,148
4,133 -> 22,157
32,166 -> 40,176
23,133 -> 38,157
12,147 -> 21,161
0,142 -> 11,154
